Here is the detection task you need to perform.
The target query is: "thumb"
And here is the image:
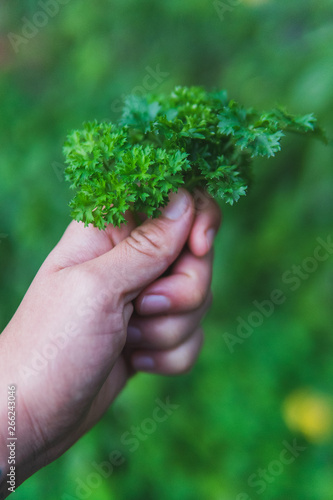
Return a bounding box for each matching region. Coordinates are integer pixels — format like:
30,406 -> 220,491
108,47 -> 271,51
91,189 -> 194,298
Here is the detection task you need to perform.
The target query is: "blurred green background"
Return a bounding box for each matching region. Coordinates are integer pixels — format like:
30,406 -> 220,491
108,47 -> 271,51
1,0 -> 333,498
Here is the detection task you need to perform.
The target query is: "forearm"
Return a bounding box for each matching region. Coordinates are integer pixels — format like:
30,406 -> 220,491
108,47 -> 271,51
0,332 -> 16,498
0,430 -> 9,499
0,328 -> 13,498
0,418 -> 37,499
0,327 -> 48,496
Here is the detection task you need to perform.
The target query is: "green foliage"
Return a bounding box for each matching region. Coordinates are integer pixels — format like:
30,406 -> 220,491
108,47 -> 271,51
2,1 -> 333,499
64,86 -> 326,229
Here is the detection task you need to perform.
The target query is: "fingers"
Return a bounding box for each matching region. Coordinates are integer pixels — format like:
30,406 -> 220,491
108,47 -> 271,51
125,284 -> 212,376
188,189 -> 222,257
130,326 -> 204,375
134,248 -> 213,315
87,189 -> 195,300
127,292 -> 212,350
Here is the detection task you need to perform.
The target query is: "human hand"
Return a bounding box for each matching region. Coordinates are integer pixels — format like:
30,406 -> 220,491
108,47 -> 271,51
0,189 -> 221,493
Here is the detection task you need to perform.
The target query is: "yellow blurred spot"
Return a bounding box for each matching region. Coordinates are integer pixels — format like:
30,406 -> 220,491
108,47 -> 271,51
282,389 -> 333,443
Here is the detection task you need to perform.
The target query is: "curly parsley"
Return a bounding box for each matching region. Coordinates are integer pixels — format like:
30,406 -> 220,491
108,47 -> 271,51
64,86 -> 326,229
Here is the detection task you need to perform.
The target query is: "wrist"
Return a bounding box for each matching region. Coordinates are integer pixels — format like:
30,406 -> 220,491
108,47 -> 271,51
0,433 -> 10,499
0,327 -> 48,494
0,377 -> 16,498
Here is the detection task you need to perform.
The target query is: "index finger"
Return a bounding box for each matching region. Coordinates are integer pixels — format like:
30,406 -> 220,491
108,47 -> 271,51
188,189 -> 222,257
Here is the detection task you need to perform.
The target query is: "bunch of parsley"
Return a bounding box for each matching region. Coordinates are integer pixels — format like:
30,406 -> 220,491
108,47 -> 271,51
64,86 -> 326,229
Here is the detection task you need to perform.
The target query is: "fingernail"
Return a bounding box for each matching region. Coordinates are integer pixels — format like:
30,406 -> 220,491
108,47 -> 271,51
127,325 -> 141,343
162,190 -> 189,220
140,295 -> 171,314
132,355 -> 155,371
206,228 -> 216,251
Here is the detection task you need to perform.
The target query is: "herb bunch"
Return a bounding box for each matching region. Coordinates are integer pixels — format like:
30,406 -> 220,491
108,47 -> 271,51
64,86 -> 326,229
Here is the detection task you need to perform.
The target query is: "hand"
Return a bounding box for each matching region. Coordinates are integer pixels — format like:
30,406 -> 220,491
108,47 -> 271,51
0,189 -> 221,493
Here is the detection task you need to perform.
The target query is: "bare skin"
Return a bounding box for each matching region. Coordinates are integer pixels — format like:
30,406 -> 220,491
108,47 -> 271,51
0,189 -> 221,495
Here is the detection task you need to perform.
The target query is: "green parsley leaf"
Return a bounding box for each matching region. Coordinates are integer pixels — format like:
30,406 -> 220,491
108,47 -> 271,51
64,86 -> 327,228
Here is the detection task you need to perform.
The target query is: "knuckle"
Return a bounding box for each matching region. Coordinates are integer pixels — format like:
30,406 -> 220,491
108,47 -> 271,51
159,320 -> 183,348
125,223 -> 166,259
177,357 -> 194,374
192,189 -> 212,214
190,287 -> 208,309
174,328 -> 204,374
